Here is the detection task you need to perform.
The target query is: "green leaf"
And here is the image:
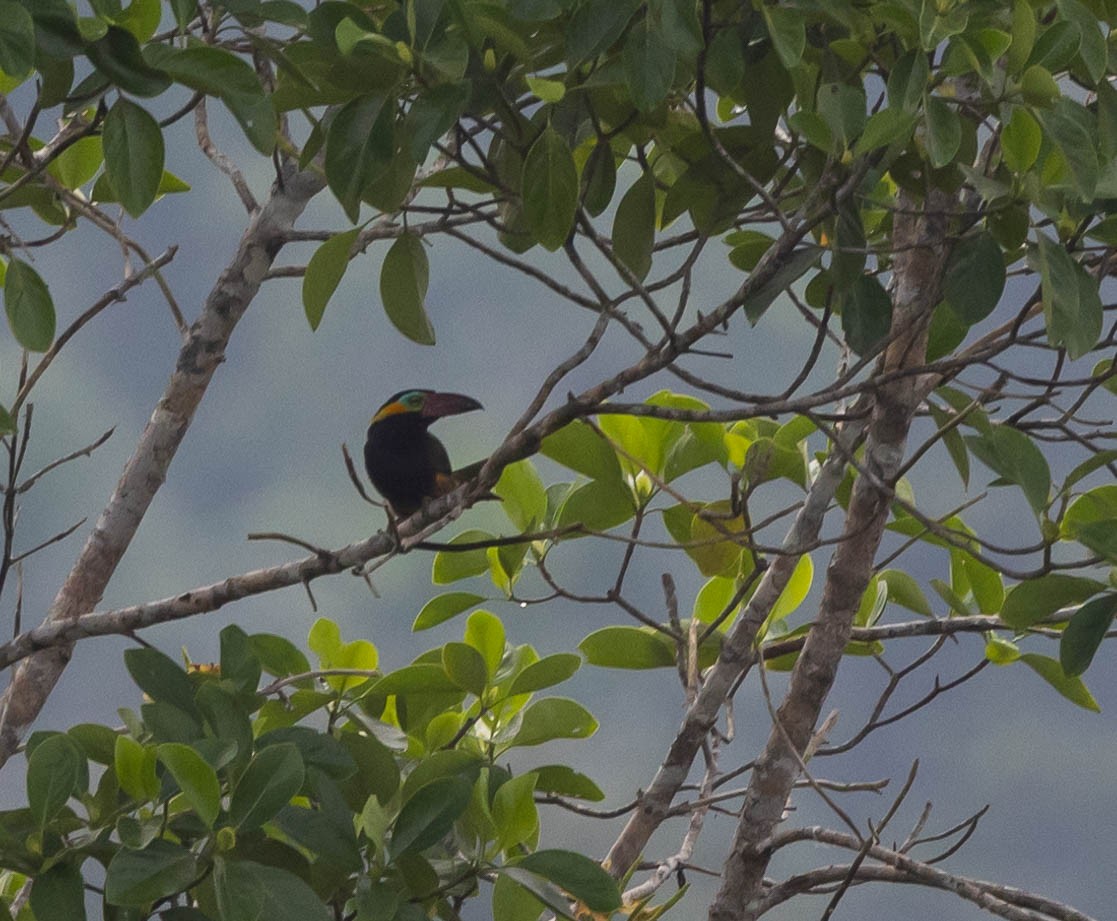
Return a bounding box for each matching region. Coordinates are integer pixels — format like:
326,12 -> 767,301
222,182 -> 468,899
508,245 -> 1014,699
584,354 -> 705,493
432,529 -> 495,583
1001,107 -> 1041,172
325,93 -> 392,222
257,727 -> 355,781
768,554 -> 813,623
144,45 -> 277,154
705,27 -> 745,96
494,868 -> 577,921
853,106 -> 916,155
0,3 -> 36,79
676,500 -> 747,577
887,50 -> 930,112
214,858 -> 332,921
1075,520 -> 1117,560
1020,64 -> 1060,107
114,735 -> 159,801
157,743 -> 221,828
526,75 -> 565,102
124,647 -> 198,716
965,425 -> 1051,515
464,609 -> 505,676
962,555 -> 1004,615
522,127 -> 577,251
942,231 -> 1004,324
532,764 -> 604,801
556,478 -> 634,531
306,618 -> 376,691
30,862 -> 85,921
565,0 -> 641,65
508,653 -> 581,694
694,575 -> 739,624
1019,653 -> 1100,712
1039,98 -> 1099,199
1000,574 -> 1104,628
623,18 -> 674,111
741,246 -> 820,324
414,592 -> 486,630
495,459 -> 546,531
372,663 -> 460,696
512,698 -> 597,747
929,401 -> 970,488
390,775 -> 473,857
230,743 -> 305,831
1063,485 -> 1117,538
839,274 -> 892,356
47,136 -> 103,190
219,624 -> 262,696
27,735 -> 83,829
114,0 -> 162,42
985,634 -> 1021,664
612,170 -> 656,282
924,95 -> 961,168
105,840 -> 198,906
492,771 -> 539,851
379,232 -> 435,345
1007,0 -> 1036,73
816,82 -> 865,149
102,97 -> 165,218
302,227 -> 360,331
86,26 -> 170,96
442,642 -> 489,695
67,723 -> 118,765
406,82 -> 468,160
541,422 -> 622,481
1031,234 -> 1102,360
880,569 -> 934,616
4,258 -> 55,352
250,633 -> 311,678
1060,594 -> 1117,677
762,5 -> 805,69
579,626 -> 674,669
515,850 -> 621,913
581,140 -> 617,217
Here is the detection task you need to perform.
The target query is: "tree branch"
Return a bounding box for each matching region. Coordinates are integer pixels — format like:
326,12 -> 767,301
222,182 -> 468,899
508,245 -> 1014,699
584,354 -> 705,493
0,165 -> 326,768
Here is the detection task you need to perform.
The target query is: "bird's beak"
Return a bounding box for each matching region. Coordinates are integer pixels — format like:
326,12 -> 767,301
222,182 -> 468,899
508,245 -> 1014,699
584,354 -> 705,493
421,391 -> 483,420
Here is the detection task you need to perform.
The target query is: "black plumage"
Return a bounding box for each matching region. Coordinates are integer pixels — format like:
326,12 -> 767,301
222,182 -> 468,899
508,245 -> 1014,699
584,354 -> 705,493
363,389 -> 484,515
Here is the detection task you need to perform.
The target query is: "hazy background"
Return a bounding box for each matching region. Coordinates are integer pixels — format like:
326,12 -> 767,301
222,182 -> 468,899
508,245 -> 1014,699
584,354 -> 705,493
2,70 -> 1115,921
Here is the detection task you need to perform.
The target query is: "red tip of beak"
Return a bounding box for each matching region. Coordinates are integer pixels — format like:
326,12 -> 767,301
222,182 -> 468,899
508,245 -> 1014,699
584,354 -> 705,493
421,392 -> 484,420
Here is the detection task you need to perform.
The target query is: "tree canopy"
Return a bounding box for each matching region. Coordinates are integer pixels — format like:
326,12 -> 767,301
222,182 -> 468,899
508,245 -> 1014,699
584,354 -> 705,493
0,0 -> 1115,920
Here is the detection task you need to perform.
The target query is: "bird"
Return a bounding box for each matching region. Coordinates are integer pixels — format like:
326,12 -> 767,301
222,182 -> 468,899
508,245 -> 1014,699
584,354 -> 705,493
363,389 -> 487,516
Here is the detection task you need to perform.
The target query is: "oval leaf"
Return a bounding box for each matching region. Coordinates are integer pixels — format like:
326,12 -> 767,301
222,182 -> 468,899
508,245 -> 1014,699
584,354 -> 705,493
512,698 -> 598,747
158,743 -> 221,828
515,849 -> 621,913
105,840 -> 198,907
389,775 -> 473,858
102,97 -> 165,217
303,227 -> 360,331
522,126 -> 577,251
230,743 -> 305,831
4,258 -> 55,351
579,626 -> 674,669
379,232 -> 435,344
1060,594 -> 1117,677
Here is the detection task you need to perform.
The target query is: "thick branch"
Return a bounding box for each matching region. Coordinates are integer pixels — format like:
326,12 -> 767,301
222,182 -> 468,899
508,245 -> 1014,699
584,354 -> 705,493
756,826 -> 1097,921
603,409 -> 867,877
0,165 -> 326,768
708,186 -> 955,921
